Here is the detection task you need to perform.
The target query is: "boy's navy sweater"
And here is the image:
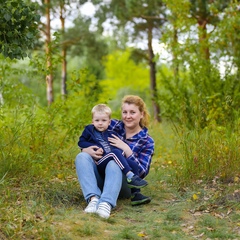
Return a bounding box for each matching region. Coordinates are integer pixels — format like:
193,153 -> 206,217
78,124 -> 122,154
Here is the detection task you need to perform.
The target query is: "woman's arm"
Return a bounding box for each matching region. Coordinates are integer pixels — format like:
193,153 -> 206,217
82,146 -> 103,160
108,134 -> 154,177
78,127 -> 103,160
127,140 -> 154,178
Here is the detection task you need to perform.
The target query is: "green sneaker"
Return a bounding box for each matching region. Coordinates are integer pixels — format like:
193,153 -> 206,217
131,192 -> 151,206
127,175 -> 148,189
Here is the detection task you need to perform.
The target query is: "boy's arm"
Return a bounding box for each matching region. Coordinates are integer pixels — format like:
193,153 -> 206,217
78,127 -> 95,149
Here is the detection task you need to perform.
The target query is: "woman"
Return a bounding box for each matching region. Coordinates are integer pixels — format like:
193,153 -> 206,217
75,95 -> 155,219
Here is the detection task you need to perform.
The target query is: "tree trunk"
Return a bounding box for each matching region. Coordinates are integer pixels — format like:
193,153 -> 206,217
148,22 -> 161,122
198,19 -> 210,60
45,0 -> 54,105
60,3 -> 67,98
0,92 -> 3,105
172,24 -> 179,84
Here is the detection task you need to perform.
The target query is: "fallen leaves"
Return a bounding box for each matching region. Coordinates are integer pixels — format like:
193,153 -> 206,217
137,231 -> 148,237
192,193 -> 199,201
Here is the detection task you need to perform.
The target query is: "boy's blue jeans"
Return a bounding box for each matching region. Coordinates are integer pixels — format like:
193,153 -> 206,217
75,152 -> 131,208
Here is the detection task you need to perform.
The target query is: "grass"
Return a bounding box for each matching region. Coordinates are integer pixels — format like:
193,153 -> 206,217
0,121 -> 240,239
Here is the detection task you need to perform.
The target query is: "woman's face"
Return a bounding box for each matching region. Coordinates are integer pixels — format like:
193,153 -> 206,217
121,103 -> 143,129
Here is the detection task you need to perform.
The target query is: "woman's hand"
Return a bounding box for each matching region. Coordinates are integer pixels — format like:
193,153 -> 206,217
82,146 -> 103,160
108,134 -> 132,157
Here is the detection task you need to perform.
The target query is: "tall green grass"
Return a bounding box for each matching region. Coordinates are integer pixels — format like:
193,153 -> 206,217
0,107 -> 239,239
173,121 -> 240,185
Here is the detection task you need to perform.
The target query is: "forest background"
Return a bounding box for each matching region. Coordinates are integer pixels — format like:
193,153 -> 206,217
0,0 -> 240,239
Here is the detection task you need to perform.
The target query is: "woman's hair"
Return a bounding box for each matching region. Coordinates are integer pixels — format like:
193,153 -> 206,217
91,104 -> 112,118
122,95 -> 150,128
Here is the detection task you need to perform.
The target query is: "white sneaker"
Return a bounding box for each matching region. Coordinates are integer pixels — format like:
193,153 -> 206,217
96,202 -> 111,219
84,198 -> 99,213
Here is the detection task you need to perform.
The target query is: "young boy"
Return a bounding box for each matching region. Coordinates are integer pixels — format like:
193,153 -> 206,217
78,104 -> 148,189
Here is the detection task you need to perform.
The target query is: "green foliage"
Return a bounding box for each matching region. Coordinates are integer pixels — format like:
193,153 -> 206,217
158,61 -> 240,129
0,0 -> 40,59
0,118 -> 239,239
157,0 -> 240,184
66,16 -> 109,80
174,123 -> 240,185
99,0 -> 166,30
0,66 -> 100,181
1,6 -> 240,240
212,1 -> 240,70
157,61 -> 240,184
99,49 -> 149,104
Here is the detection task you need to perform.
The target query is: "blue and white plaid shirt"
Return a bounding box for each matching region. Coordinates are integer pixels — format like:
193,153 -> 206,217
109,119 -> 155,178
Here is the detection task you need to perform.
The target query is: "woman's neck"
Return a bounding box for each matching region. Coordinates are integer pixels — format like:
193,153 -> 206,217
125,126 -> 142,139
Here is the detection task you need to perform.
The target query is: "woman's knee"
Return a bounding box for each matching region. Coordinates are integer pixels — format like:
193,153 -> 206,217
106,160 -> 121,171
75,152 -> 93,166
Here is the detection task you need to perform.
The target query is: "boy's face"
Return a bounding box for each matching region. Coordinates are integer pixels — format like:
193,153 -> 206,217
92,112 -> 111,132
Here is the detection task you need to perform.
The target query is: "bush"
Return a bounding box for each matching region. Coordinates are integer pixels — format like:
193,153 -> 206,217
174,121 -> 240,185
0,68 -> 100,182
0,0 -> 40,59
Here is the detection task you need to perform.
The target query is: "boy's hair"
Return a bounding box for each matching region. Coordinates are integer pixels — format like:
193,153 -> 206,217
91,104 -> 112,118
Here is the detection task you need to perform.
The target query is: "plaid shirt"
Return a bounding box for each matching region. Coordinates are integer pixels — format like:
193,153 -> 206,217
109,119 -> 155,178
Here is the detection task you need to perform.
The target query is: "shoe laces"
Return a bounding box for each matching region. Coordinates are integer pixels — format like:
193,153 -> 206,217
97,202 -> 111,215
85,198 -> 98,212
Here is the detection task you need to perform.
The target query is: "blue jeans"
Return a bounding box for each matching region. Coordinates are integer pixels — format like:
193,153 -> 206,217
75,152 -> 131,208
